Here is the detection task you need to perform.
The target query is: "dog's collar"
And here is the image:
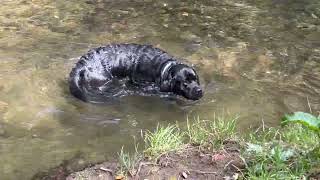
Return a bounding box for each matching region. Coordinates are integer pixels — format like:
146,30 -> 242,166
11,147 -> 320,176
161,61 -> 175,77
160,61 -> 176,82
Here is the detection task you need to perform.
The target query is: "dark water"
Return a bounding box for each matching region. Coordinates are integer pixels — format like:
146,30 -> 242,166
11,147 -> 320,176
0,0 -> 319,179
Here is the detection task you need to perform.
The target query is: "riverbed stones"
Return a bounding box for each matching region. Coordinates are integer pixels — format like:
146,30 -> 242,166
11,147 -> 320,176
180,31 -> 202,43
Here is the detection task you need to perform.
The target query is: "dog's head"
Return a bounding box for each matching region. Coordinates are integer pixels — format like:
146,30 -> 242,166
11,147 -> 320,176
167,64 -> 203,100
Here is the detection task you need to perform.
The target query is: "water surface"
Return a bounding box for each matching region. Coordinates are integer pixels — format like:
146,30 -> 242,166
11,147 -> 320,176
0,0 -> 319,179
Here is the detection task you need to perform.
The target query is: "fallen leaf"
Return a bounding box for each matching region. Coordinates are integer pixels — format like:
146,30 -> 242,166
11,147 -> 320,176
115,175 -> 124,180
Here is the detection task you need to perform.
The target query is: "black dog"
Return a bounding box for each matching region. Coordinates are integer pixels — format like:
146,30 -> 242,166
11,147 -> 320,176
69,43 -> 203,102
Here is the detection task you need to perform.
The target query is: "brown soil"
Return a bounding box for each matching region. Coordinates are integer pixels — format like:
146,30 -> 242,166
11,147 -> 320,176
65,141 -> 245,180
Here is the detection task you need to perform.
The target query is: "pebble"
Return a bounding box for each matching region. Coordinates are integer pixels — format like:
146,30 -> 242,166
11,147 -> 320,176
181,171 -> 188,179
180,31 -> 202,43
185,43 -> 201,53
311,13 -> 318,19
182,12 -> 189,16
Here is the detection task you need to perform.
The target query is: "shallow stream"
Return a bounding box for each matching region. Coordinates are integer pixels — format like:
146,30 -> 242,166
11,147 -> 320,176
0,0 -> 319,179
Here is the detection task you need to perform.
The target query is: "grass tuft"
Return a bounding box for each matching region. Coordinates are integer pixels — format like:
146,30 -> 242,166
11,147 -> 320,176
117,145 -> 141,177
187,115 -> 238,148
144,124 -> 184,158
282,124 -> 319,150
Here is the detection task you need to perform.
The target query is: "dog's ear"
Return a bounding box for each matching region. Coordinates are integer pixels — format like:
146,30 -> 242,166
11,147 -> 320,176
160,80 -> 170,91
160,74 -> 174,91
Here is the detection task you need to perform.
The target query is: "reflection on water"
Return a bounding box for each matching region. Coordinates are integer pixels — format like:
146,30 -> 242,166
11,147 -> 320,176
0,0 -> 319,179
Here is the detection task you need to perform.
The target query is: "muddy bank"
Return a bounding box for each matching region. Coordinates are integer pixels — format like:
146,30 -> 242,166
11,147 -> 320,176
34,142 -> 244,180
32,119 -> 320,180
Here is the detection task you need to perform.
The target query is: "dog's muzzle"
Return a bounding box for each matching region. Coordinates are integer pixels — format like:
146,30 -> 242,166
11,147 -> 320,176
190,86 -> 203,100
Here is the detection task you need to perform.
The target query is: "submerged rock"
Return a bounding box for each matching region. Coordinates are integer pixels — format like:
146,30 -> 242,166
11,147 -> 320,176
0,100 -> 8,113
180,31 -> 202,43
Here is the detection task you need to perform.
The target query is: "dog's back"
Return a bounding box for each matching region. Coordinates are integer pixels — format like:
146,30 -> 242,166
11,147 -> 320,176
69,44 -> 174,102
69,58 -> 88,101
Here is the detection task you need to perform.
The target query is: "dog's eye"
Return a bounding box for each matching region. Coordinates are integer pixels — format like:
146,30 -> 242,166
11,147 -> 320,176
183,82 -> 188,87
186,76 -> 195,82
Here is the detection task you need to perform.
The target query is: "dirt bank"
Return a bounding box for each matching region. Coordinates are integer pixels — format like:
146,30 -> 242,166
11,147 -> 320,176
67,142 -> 243,180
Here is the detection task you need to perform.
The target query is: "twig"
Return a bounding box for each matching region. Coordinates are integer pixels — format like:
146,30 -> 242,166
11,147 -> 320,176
224,160 -> 234,170
307,96 -> 313,113
254,126 -> 261,134
99,167 -> 113,174
135,162 -> 158,177
189,169 -> 217,174
231,164 -> 244,178
238,155 -> 248,168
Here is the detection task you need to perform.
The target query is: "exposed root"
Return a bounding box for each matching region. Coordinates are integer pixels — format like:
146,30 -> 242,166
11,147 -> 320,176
188,169 -> 217,174
135,162 -> 158,177
98,167 -> 113,174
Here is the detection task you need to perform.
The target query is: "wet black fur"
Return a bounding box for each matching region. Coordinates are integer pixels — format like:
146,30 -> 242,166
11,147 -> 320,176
69,43 -> 203,102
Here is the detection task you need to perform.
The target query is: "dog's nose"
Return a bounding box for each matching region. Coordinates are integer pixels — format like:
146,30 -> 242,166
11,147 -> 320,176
193,87 -> 203,98
196,88 -> 203,96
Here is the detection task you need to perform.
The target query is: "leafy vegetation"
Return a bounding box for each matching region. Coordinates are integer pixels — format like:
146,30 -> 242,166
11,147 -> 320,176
115,112 -> 320,179
243,112 -> 320,179
282,111 -> 320,132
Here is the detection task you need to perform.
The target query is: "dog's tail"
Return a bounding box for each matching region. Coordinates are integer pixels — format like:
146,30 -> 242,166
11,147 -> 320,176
69,60 -> 88,101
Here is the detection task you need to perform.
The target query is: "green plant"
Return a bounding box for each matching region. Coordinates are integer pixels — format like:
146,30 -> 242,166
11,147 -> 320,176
243,114 -> 320,180
244,137 -> 308,179
282,111 -> 320,153
144,125 -> 184,158
186,117 -> 210,145
281,124 -> 319,150
187,115 -> 238,148
117,145 -> 141,177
